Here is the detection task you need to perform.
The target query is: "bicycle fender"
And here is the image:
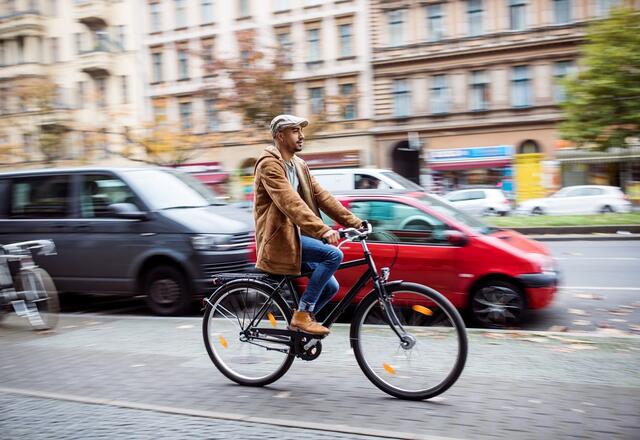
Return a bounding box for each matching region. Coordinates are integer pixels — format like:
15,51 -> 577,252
204,278 -> 277,309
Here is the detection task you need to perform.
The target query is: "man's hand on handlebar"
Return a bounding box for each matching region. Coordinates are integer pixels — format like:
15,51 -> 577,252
322,229 -> 340,245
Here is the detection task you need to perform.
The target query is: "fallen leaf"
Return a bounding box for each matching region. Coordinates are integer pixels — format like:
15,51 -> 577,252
572,320 -> 591,326
547,325 -> 568,332
546,335 -> 596,344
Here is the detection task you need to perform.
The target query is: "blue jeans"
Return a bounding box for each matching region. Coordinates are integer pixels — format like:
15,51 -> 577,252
298,235 -> 343,314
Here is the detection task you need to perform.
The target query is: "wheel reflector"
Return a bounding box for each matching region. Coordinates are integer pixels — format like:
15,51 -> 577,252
267,312 -> 277,327
383,363 -> 396,375
218,335 -> 228,348
412,305 -> 433,316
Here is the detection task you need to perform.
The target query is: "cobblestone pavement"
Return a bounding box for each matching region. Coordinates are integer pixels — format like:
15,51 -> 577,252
0,393 -> 387,440
1,314 -> 639,440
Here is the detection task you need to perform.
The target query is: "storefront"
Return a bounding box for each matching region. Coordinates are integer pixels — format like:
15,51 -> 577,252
426,146 -> 514,197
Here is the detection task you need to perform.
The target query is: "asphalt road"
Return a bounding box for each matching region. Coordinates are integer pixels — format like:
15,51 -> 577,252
55,240 -> 640,333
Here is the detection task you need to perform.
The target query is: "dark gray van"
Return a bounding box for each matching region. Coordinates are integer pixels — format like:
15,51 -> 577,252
0,167 -> 254,315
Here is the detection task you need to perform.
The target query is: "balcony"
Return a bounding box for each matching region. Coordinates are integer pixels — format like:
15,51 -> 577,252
0,11 -> 45,38
0,62 -> 48,80
78,48 -> 113,77
74,0 -> 110,29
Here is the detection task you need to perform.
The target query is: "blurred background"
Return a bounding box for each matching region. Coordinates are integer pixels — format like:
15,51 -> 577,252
0,0 -> 638,205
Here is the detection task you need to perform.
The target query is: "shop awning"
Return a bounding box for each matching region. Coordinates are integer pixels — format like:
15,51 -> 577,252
192,172 -> 229,184
557,154 -> 640,164
429,158 -> 512,171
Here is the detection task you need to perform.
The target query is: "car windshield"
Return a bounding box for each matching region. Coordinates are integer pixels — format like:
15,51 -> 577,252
381,171 -> 424,191
417,194 -> 495,234
124,169 -> 225,210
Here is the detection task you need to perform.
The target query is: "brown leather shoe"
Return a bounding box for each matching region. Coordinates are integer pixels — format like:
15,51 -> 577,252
290,310 -> 330,336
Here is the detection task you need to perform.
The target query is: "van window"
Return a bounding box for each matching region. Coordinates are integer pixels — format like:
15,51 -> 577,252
81,175 -> 139,218
349,200 -> 447,244
355,174 -> 382,189
9,175 -> 72,219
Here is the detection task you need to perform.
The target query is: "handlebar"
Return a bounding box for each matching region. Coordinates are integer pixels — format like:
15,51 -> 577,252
321,221 -> 372,245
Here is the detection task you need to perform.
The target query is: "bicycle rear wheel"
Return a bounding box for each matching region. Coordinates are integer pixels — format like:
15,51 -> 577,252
351,282 -> 467,400
15,267 -> 59,330
202,281 -> 294,386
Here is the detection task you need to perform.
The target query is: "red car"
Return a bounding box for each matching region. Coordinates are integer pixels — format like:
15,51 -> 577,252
298,191 -> 558,328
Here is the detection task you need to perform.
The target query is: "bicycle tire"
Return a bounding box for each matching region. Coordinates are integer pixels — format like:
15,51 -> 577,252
351,282 -> 467,400
202,280 -> 295,387
15,267 -> 59,331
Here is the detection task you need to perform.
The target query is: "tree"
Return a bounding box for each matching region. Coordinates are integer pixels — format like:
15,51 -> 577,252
122,121 -> 202,166
559,7 -> 640,150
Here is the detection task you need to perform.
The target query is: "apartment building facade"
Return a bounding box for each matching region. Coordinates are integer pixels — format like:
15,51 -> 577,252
142,0 -> 374,176
0,0 -> 147,166
369,0 -> 639,200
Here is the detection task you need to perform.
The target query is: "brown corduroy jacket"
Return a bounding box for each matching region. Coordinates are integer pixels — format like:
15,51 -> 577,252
253,145 -> 363,275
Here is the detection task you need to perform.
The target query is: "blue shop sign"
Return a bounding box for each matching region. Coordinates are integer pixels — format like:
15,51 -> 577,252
429,145 -> 514,163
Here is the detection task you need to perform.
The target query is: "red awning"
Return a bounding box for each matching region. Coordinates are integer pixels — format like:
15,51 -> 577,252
429,159 -> 511,171
192,172 -> 229,184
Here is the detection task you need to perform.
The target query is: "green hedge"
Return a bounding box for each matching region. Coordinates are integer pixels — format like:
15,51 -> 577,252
485,212 -> 640,227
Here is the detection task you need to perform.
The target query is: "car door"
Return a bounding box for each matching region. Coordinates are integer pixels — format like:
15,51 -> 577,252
338,199 -> 459,302
59,173 -> 154,294
0,173 -> 76,289
466,190 -> 487,216
446,191 -> 472,214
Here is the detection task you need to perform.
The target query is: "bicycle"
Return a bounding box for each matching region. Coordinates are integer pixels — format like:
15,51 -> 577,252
0,239 -> 59,331
202,223 -> 467,400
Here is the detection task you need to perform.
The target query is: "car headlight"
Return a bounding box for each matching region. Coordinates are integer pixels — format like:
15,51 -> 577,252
191,234 -> 234,251
529,253 -> 555,273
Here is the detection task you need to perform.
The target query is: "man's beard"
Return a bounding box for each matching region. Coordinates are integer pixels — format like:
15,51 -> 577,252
295,143 -> 303,152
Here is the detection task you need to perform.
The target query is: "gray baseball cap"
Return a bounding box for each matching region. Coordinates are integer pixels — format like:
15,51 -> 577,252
270,114 -> 309,137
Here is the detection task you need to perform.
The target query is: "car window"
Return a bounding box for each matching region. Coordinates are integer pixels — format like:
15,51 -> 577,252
564,188 -> 585,197
81,175 -> 140,218
468,190 -> 485,200
9,175 -> 72,219
349,200 -> 448,245
355,174 -> 382,189
581,188 -> 603,196
446,191 -> 467,202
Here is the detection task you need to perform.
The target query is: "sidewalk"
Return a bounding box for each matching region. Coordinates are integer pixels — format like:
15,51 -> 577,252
1,314 -> 639,440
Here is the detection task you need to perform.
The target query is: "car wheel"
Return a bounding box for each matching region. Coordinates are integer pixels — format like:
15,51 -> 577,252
531,207 -> 544,215
144,265 -> 191,316
471,280 -> 525,329
600,205 -> 614,214
483,208 -> 497,216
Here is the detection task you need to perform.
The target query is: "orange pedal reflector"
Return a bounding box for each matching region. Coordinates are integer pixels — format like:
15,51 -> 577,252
383,363 -> 396,375
267,312 -> 277,327
218,336 -> 228,349
412,305 -> 433,316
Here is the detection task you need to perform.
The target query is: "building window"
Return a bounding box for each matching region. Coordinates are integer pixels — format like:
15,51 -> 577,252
275,0 -> 289,11
0,41 -> 5,66
179,102 -> 193,130
509,0 -> 526,31
553,60 -> 574,102
553,0 -> 571,24
238,0 -> 250,17
339,83 -> 357,120
339,23 -> 353,58
74,33 -> 82,54
306,28 -> 321,63
469,70 -> 489,111
387,10 -> 404,46
393,79 -> 410,118
202,0 -> 214,24
511,65 -> 531,107
426,3 -> 445,42
276,29 -> 292,63
201,37 -> 215,75
152,99 -> 166,123
597,0 -> 621,16
96,77 -> 107,108
152,52 -> 163,82
120,75 -> 128,104
205,98 -> 219,131
150,3 -> 161,32
468,0 -> 483,36
96,30 -> 109,51
309,87 -> 324,115
431,74 -> 449,114
115,26 -> 126,51
77,81 -> 85,109
177,47 -> 189,80
175,0 -> 187,28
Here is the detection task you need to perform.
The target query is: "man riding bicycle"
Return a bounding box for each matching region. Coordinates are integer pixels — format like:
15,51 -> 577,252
253,114 -> 364,336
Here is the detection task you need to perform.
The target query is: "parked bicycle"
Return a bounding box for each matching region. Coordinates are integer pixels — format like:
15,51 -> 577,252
0,239 -> 59,330
202,223 -> 467,400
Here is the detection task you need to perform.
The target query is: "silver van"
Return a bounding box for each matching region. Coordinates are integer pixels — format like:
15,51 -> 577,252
0,167 -> 254,315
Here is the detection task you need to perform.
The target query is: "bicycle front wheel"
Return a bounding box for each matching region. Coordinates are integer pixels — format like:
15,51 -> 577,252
15,267 -> 59,330
202,281 -> 294,387
352,282 -> 467,400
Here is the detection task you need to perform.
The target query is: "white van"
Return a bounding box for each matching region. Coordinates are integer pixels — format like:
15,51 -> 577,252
310,168 -> 424,193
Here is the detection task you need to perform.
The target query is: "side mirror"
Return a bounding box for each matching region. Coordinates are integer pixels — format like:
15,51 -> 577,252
444,230 -> 468,246
109,203 -> 148,220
